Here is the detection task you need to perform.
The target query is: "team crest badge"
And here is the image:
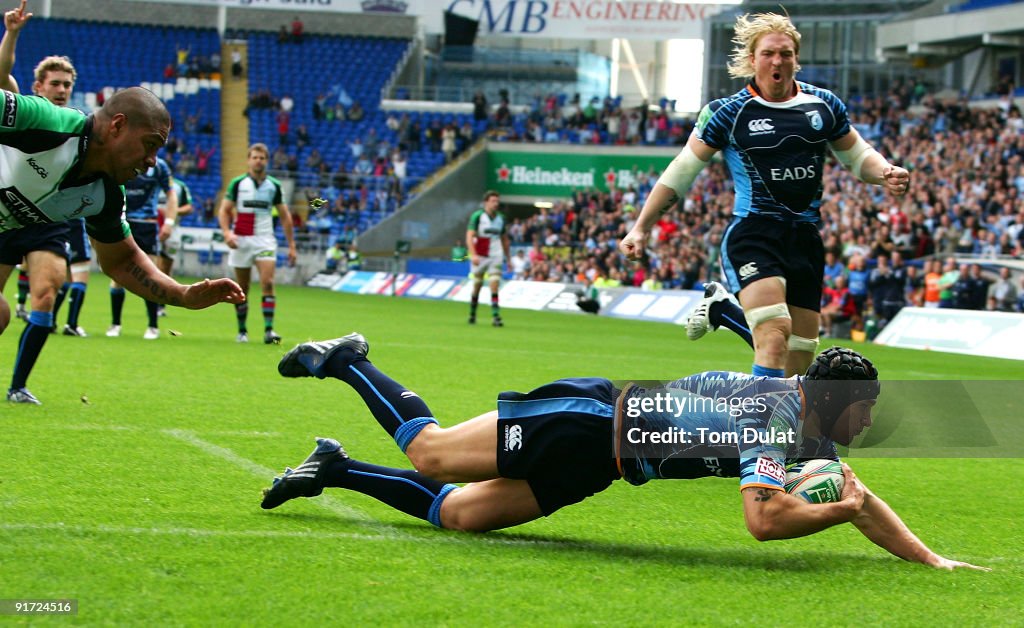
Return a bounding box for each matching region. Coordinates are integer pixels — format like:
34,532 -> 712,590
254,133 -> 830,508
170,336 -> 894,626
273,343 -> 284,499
805,110 -> 823,131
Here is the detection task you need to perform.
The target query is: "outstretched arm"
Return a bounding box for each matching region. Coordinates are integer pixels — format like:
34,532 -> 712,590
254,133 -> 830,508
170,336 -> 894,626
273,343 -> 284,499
851,486 -> 989,570
0,0 -> 32,92
619,134 -> 715,259
94,237 -> 244,308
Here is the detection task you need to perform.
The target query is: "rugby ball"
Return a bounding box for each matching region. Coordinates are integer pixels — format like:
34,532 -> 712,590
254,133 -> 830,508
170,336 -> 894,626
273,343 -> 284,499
784,459 -> 845,503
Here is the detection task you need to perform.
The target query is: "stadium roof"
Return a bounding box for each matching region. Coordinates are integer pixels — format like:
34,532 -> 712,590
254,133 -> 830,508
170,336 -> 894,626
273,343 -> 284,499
877,1 -> 1024,64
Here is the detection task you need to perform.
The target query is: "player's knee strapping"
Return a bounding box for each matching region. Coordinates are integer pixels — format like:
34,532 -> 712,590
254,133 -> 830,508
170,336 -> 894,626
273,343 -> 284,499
744,302 -> 790,329
788,334 -> 820,354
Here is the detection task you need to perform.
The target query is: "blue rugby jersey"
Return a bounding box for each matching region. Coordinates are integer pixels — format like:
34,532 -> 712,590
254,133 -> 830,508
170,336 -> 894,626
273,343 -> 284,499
694,81 -> 851,223
618,372 -> 838,491
124,157 -> 172,220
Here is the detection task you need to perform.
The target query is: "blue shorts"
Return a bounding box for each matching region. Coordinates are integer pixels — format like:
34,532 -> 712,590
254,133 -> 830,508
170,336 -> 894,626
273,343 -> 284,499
496,377 -> 621,515
720,215 -> 823,311
127,220 -> 160,257
67,218 -> 92,264
0,223 -> 70,266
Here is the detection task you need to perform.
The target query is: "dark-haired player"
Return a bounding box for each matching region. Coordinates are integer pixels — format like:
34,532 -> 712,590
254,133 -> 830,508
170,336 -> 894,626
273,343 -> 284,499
260,335 -> 984,570
466,190 -> 509,326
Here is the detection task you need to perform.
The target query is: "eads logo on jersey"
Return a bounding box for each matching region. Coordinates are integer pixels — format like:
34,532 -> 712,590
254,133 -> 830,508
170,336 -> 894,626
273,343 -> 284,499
504,424 -> 523,451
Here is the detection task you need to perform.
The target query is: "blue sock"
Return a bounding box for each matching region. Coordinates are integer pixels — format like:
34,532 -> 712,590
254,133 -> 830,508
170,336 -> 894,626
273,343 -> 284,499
327,355 -> 438,448
326,458 -> 456,527
51,283 -> 69,323
709,300 -> 754,349
66,282 -> 87,328
11,310 -> 53,390
752,363 -> 784,378
110,287 -> 126,325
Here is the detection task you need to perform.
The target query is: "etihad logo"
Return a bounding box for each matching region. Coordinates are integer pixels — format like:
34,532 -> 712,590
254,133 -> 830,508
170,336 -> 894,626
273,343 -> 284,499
1,89 -> 17,128
747,118 -> 774,135
495,163 -> 595,187
504,424 -> 523,451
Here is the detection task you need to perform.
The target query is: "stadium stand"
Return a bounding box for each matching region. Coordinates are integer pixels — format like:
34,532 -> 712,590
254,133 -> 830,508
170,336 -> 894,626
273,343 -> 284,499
8,18 -> 223,224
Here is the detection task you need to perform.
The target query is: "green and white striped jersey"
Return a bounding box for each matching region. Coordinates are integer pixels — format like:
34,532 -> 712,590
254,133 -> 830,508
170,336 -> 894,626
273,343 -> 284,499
0,90 -> 127,243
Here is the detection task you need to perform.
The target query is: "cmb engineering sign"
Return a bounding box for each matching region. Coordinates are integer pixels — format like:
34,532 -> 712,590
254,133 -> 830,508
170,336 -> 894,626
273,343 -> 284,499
487,145 -> 675,197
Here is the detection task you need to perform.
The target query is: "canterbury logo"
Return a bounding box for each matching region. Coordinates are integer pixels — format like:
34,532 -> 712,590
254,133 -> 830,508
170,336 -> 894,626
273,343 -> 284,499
748,118 -> 774,133
504,424 -> 522,451
738,262 -> 759,279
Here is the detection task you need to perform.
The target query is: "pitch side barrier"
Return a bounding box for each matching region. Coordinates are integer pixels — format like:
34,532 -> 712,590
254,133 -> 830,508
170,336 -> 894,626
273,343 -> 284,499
875,307 -> 1024,361
306,270 -> 707,325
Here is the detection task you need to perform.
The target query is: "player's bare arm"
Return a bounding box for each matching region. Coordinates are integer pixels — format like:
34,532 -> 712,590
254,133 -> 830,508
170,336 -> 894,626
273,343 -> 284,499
466,228 -> 479,265
218,198 -> 238,248
0,0 -> 31,92
158,185 -> 179,241
741,476 -> 863,541
851,485 -> 989,570
831,128 -> 909,196
94,238 -> 244,307
277,202 -> 297,265
620,134 -> 715,259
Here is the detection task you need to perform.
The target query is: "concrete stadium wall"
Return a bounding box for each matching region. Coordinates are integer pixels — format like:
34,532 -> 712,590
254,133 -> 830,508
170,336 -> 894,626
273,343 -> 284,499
357,149 -> 488,256
43,0 -> 416,39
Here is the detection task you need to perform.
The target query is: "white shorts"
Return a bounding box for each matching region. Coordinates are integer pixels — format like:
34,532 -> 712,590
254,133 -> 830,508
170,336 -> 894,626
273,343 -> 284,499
229,235 -> 278,268
471,255 -> 504,280
161,227 -> 182,258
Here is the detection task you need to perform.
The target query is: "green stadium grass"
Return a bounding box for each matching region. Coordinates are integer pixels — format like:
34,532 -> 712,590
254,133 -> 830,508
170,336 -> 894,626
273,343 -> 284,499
2,277 -> 1021,624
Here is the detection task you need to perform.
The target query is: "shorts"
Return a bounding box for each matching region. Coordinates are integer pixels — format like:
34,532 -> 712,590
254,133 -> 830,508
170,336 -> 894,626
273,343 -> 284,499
0,223 -> 70,265
471,254 -> 503,280
228,234 -> 277,268
721,215 -> 823,312
495,377 -> 621,516
67,218 -> 92,264
127,220 -> 160,257
160,227 -> 182,259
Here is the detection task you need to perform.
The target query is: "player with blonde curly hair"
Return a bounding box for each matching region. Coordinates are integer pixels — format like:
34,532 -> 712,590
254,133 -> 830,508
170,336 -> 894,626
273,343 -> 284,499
622,12 -> 910,382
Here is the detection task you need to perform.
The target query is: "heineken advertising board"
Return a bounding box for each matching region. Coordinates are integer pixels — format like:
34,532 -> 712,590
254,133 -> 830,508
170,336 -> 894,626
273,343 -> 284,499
487,145 -> 676,197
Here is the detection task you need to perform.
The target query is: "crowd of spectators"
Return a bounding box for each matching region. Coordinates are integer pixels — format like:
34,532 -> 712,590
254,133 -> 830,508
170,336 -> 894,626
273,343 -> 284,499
495,88 -> 1024,336
239,82 -> 1024,335
482,90 -> 692,146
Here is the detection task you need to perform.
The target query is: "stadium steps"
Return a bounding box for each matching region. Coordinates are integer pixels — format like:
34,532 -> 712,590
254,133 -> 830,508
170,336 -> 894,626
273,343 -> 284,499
220,40 -> 250,187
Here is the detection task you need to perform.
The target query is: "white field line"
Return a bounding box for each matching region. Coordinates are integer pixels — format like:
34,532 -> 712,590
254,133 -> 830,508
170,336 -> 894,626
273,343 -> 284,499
57,424 -> 282,438
0,520 -> 618,552
161,428 -> 399,536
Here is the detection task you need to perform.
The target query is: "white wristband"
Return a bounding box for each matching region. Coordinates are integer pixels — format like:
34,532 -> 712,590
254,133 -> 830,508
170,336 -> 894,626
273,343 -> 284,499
164,218 -> 175,227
